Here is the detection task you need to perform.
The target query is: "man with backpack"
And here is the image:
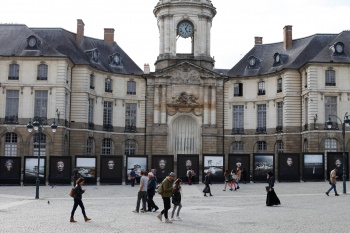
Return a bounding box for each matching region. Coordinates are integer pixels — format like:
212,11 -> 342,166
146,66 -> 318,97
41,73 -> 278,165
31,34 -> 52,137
157,172 -> 175,223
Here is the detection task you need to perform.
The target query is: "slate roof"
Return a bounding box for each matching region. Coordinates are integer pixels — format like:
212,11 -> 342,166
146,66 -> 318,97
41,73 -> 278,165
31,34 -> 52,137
228,31 -> 350,77
0,24 -> 143,75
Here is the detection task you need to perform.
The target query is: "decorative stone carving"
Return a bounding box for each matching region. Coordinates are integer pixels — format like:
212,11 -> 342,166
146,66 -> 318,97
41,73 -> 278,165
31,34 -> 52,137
170,69 -> 201,84
170,92 -> 200,107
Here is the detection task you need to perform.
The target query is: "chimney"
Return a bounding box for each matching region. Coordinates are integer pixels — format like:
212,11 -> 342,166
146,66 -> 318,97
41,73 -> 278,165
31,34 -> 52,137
144,64 -> 150,74
283,25 -> 293,50
255,36 -> 263,45
76,19 -> 85,44
104,28 -> 115,46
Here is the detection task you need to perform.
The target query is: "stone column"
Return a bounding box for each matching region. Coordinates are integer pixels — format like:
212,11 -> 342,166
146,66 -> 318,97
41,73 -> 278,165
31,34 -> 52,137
159,17 -> 164,55
154,85 -> 160,124
204,86 -> 209,125
161,85 -> 167,124
210,86 -> 216,125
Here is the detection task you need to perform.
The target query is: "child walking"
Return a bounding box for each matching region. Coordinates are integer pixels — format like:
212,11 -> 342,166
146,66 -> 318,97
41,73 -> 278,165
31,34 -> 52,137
171,178 -> 182,221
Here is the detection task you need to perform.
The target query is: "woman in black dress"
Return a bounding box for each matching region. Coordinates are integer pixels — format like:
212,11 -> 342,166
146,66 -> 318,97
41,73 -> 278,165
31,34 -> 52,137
266,171 -> 281,206
203,171 -> 213,197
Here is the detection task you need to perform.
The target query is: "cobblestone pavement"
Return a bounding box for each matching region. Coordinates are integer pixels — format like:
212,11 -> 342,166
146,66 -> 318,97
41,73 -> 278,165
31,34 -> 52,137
0,181 -> 350,233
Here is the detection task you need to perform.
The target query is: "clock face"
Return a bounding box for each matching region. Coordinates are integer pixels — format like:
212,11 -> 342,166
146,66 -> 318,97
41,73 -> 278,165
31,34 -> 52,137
178,21 -> 193,38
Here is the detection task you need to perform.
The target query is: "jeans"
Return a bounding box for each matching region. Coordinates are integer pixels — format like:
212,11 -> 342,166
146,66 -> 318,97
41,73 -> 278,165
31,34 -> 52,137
71,199 -> 86,218
171,203 -> 182,218
136,191 -> 147,212
147,194 -> 158,211
161,197 -> 171,219
236,179 -> 240,187
327,183 -> 338,194
131,178 -> 135,187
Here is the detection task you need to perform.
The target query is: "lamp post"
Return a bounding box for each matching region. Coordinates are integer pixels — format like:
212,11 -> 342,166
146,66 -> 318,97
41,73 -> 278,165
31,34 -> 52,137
326,113 -> 350,194
27,117 -> 57,199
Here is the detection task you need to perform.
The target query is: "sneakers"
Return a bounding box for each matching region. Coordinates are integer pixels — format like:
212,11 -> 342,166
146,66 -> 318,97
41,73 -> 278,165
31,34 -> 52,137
132,210 -> 138,213
165,219 -> 173,223
176,216 -> 182,221
325,192 -> 329,196
153,207 -> 159,212
157,213 -> 163,222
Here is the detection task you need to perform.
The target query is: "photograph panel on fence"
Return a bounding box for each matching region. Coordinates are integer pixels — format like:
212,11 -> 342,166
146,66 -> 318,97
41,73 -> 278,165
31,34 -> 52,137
100,156 -> 123,184
253,154 -> 274,182
75,156 -> 97,184
0,157 -> 21,184
151,155 -> 174,180
228,154 -> 250,183
303,153 -> 324,181
203,154 -> 224,182
23,157 -> 46,185
49,156 -> 71,184
278,153 -> 300,182
326,152 -> 348,180
126,156 -> 147,183
177,154 -> 199,183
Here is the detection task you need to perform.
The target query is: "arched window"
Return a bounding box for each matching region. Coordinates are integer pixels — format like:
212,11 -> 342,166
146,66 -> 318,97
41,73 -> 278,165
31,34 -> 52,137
86,137 -> 94,155
232,141 -> 244,154
303,139 -> 308,152
5,132 -> 17,156
102,138 -> 112,155
257,141 -> 267,153
33,133 -> 46,156
276,140 -> 283,154
325,138 -> 337,152
125,140 -> 136,155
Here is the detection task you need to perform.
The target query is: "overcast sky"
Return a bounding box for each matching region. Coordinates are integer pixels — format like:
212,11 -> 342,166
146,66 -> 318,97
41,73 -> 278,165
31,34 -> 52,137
2,0 -> 350,72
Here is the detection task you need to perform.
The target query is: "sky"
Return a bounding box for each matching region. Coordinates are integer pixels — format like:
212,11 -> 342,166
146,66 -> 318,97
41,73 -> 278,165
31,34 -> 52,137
2,0 -> 350,72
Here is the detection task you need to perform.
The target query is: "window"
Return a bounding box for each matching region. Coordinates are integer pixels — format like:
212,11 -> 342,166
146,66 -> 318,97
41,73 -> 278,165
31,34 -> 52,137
276,102 -> 283,132
5,90 -> 19,124
34,91 -> 48,121
277,78 -> 282,93
325,70 -> 336,86
125,140 -> 136,155
232,105 -> 244,134
257,104 -> 266,133
105,78 -> 112,93
8,64 -> 19,80
125,103 -> 137,132
325,96 -> 337,129
102,138 -> 112,155
88,98 -> 94,129
90,74 -> 95,89
86,137 -> 94,155
232,141 -> 244,154
37,64 -> 48,80
103,101 -> 113,131
33,133 -> 46,156
234,83 -> 243,97
4,133 -> 17,156
127,81 -> 136,95
257,141 -> 267,153
258,81 -> 265,95
276,140 -> 283,154
325,138 -> 337,152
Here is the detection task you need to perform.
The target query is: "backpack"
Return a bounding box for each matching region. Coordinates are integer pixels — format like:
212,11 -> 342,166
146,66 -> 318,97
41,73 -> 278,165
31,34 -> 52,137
157,182 -> 164,195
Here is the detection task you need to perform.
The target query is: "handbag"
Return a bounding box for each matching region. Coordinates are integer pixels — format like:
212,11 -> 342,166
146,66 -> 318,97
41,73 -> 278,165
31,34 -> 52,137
69,188 -> 75,197
203,187 -> 209,193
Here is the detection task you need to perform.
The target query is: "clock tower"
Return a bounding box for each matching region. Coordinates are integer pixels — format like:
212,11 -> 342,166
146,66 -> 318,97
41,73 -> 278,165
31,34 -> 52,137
153,0 -> 217,70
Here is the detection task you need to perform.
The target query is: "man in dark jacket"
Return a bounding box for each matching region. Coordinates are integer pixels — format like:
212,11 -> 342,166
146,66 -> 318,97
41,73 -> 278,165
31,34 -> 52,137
157,172 -> 175,223
147,172 -> 159,212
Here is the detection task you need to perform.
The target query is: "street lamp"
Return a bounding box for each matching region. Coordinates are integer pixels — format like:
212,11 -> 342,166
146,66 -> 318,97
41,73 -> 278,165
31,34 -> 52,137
27,117 -> 57,199
326,112 -> 350,194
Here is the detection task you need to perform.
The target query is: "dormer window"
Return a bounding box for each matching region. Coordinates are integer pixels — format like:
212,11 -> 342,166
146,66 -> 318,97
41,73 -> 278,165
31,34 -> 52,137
330,42 -> 345,55
247,56 -> 259,69
274,53 -> 280,63
109,53 -> 121,66
26,36 -> 40,49
85,49 -> 100,63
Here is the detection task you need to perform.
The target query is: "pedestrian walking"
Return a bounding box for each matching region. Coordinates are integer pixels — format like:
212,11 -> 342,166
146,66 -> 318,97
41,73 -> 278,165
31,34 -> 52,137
223,169 -> 232,191
157,172 -> 175,223
133,171 -> 149,213
203,171 -> 213,197
187,168 -> 192,185
147,172 -> 159,212
191,168 -> 196,184
266,171 -> 281,206
171,178 -> 182,221
326,167 -> 339,196
70,178 -> 91,222
236,167 -> 241,189
230,170 -> 237,191
130,168 -> 136,187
